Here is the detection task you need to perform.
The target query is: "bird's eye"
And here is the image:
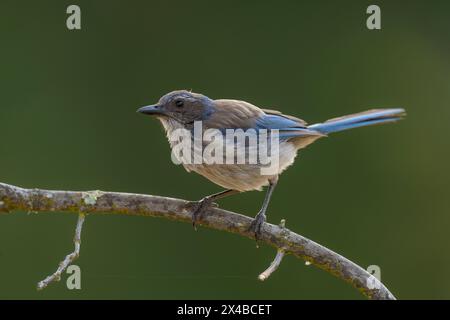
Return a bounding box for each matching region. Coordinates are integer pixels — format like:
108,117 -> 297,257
175,100 -> 184,108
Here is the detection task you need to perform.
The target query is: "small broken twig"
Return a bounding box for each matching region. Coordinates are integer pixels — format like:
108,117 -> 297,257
258,219 -> 287,281
37,213 -> 86,290
259,250 -> 285,281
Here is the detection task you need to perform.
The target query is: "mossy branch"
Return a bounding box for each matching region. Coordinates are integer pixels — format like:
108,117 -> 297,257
0,182 -> 395,299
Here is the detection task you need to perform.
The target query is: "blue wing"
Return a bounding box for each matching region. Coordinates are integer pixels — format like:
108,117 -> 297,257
255,113 -> 322,140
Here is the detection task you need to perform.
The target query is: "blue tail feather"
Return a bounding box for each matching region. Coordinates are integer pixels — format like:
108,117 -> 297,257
308,108 -> 405,134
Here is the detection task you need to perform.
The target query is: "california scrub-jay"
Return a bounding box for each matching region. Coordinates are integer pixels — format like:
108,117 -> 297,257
138,90 -> 405,239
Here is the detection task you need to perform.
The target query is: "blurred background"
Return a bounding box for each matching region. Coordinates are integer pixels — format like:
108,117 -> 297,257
0,0 -> 449,299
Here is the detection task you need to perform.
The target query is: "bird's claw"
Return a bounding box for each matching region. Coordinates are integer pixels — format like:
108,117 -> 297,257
189,198 -> 218,230
248,212 -> 266,243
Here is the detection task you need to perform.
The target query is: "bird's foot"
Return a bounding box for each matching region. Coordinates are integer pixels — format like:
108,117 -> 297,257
188,197 -> 218,230
248,211 -> 266,242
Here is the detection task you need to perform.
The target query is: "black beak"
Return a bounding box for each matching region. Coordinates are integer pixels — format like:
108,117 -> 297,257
137,104 -> 165,116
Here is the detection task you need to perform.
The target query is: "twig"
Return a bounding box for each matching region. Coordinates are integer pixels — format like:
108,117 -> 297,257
259,250 -> 285,281
259,219 -> 287,281
36,213 -> 85,290
0,182 -> 396,299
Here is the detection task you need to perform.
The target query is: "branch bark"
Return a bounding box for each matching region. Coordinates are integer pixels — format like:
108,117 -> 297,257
0,182 -> 396,300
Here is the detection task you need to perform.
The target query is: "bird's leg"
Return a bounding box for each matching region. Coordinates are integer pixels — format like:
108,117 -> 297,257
191,189 -> 239,230
249,176 -> 278,241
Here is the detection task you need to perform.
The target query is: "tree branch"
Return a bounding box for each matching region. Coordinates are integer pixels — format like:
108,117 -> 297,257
0,182 -> 396,300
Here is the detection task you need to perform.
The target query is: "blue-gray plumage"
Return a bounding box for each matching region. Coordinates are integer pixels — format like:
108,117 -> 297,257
137,90 -> 405,239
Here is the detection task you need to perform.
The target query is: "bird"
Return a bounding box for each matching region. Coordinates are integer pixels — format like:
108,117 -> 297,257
137,90 -> 405,240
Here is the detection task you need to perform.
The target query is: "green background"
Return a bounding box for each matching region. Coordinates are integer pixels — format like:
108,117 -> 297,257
1,0 -> 449,299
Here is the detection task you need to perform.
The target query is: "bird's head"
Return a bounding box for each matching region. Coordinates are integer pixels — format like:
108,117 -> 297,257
137,90 -> 214,130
